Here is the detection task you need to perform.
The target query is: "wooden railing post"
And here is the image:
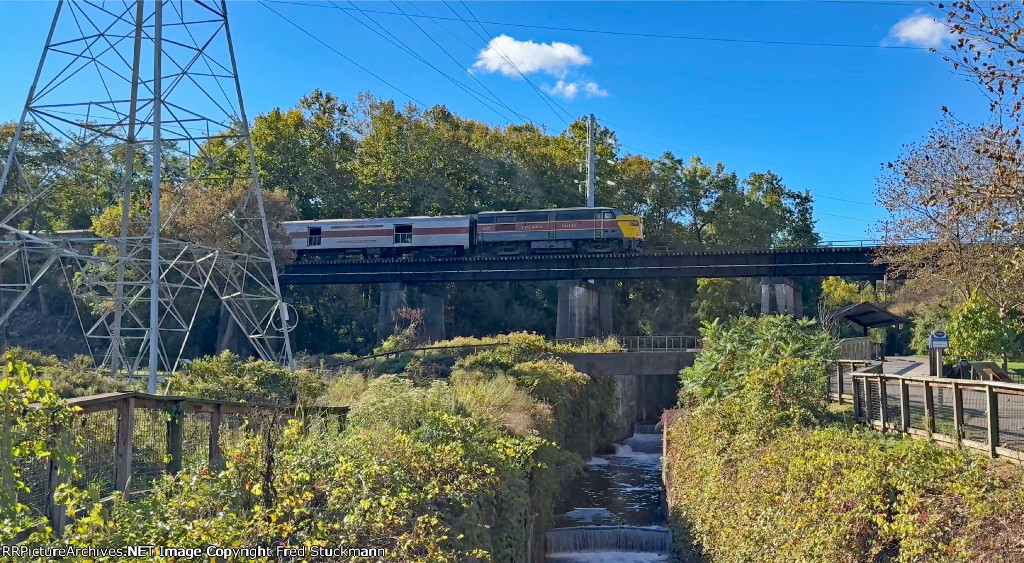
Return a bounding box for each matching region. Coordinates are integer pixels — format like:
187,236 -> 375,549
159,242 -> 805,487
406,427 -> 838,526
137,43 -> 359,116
114,396 -> 135,494
209,403 -> 223,472
899,379 -> 910,433
923,381 -> 934,438
877,375 -> 889,431
166,401 -> 184,475
45,422 -> 69,534
837,363 -> 845,405
952,381 -> 964,444
986,386 -> 999,458
852,375 -> 862,421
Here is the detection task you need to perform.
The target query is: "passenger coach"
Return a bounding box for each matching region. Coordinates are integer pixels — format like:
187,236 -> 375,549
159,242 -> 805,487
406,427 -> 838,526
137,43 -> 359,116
284,207 -> 644,260
284,215 -> 473,259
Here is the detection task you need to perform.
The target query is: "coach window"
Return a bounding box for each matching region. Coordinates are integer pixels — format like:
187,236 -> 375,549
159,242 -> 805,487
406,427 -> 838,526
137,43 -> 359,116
307,227 -> 322,247
394,224 -> 413,244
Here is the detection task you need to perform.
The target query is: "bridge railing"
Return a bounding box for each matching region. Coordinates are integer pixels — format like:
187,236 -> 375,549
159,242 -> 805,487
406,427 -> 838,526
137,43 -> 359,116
18,391 -> 347,532
555,335 -> 700,351
841,370 -> 1024,463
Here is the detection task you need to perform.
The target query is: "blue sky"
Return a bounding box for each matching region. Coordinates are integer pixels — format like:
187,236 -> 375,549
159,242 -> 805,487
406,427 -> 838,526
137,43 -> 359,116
0,1 -> 991,241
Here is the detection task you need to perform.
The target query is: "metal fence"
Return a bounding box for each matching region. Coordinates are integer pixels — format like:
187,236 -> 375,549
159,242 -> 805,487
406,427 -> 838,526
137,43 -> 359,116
555,335 -> 700,351
17,391 -> 347,533
834,367 -> 1024,463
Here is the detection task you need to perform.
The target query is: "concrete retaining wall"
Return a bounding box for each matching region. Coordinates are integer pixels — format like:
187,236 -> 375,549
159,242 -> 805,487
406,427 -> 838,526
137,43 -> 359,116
559,351 -> 695,443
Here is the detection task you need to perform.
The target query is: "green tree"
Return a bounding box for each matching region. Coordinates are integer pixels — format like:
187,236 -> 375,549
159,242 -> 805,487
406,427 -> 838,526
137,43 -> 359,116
679,315 -> 836,405
946,294 -> 1022,370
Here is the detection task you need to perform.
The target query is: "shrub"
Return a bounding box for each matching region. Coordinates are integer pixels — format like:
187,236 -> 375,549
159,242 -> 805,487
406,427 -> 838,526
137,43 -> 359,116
166,351 -> 310,405
6,334 -> 617,563
320,370 -> 371,406
665,313 -> 1024,561
6,348 -> 136,398
0,357 -> 83,543
679,315 -> 835,405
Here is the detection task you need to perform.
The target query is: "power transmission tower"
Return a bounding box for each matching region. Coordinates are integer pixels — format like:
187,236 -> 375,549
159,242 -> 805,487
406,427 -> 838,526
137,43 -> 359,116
586,113 -> 596,208
0,0 -> 294,388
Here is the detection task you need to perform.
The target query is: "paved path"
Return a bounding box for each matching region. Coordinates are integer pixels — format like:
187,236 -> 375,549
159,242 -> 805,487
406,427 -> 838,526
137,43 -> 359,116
882,356 -> 930,377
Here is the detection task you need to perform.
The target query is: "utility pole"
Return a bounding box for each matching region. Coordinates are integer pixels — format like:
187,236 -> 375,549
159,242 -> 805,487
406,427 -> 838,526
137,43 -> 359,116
586,113 -> 596,207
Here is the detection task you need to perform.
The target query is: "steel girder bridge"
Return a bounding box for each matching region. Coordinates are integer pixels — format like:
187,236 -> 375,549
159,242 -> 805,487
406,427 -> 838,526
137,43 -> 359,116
279,246 -> 890,285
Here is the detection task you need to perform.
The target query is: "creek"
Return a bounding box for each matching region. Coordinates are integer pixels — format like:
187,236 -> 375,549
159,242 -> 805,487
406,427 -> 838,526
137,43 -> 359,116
546,423 -> 673,562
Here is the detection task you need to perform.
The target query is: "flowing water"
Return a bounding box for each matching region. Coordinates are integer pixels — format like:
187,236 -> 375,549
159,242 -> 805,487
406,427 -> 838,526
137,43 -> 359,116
546,424 -> 673,562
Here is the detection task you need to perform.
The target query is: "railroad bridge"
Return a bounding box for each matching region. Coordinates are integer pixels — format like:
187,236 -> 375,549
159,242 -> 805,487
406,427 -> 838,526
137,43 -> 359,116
280,246 -> 890,341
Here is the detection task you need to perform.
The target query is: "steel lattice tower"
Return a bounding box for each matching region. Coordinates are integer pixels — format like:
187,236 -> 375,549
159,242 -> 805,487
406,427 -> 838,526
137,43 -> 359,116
0,0 -> 294,389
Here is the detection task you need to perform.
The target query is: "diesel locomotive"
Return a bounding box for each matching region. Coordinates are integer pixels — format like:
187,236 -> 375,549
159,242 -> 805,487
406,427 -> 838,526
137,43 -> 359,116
284,207 -> 644,260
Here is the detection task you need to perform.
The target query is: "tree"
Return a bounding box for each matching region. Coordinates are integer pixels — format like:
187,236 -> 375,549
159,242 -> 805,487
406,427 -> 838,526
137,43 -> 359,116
251,90 -> 357,220
946,294 -> 1022,370
876,121 -> 1024,316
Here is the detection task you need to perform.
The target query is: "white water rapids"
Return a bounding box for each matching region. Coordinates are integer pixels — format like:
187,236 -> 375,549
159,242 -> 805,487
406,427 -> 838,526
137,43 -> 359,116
546,426 -> 672,561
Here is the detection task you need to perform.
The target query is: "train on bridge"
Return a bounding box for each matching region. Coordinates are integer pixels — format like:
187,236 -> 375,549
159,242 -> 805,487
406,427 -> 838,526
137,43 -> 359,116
284,207 -> 645,261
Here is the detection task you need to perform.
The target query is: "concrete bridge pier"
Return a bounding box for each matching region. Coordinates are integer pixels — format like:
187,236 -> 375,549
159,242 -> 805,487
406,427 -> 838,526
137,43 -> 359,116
377,282 -> 409,341
420,284 -> 446,343
376,282 -> 446,343
556,281 -> 613,339
760,276 -> 803,317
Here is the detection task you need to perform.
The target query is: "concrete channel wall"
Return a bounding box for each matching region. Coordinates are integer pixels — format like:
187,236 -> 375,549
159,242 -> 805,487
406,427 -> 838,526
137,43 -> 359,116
559,351 -> 696,442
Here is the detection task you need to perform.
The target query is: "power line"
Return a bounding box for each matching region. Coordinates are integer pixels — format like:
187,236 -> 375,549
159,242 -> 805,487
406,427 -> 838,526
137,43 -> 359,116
331,0 -> 517,123
450,0 -> 577,126
386,0 -> 535,124
818,210 -> 875,222
258,0 -> 428,108
266,1 -> 932,51
816,194 -> 877,207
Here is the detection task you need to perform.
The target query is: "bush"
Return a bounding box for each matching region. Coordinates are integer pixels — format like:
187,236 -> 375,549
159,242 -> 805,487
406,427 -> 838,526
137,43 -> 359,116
166,351 -> 322,405
665,313 -> 1024,561
679,315 -> 835,406
319,370 -> 371,406
6,348 -> 136,398
0,357 -> 83,543
6,334 -> 618,562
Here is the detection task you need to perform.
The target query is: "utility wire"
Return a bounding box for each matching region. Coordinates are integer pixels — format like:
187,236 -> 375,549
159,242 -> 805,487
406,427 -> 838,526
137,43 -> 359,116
333,0 -> 517,123
267,1 -> 932,51
818,210 -> 875,222
448,0 -> 576,126
459,0 -> 579,125
816,194 -> 877,206
387,0 -> 535,124
407,1 -> 479,53
258,0 -> 428,107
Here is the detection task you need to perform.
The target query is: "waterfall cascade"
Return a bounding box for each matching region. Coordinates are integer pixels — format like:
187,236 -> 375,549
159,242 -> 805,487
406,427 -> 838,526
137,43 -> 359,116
547,424 -> 673,561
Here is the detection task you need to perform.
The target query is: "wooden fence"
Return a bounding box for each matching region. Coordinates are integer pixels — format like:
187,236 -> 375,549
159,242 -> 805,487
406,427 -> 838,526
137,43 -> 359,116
838,337 -> 883,361
840,368 -> 1024,463
19,391 -> 347,533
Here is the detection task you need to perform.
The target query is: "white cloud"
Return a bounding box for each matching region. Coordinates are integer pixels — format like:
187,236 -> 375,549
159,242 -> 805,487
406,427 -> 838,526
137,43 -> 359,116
541,80 -> 609,100
542,80 -> 580,99
583,81 -> 609,98
887,13 -> 950,47
473,35 -> 591,78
